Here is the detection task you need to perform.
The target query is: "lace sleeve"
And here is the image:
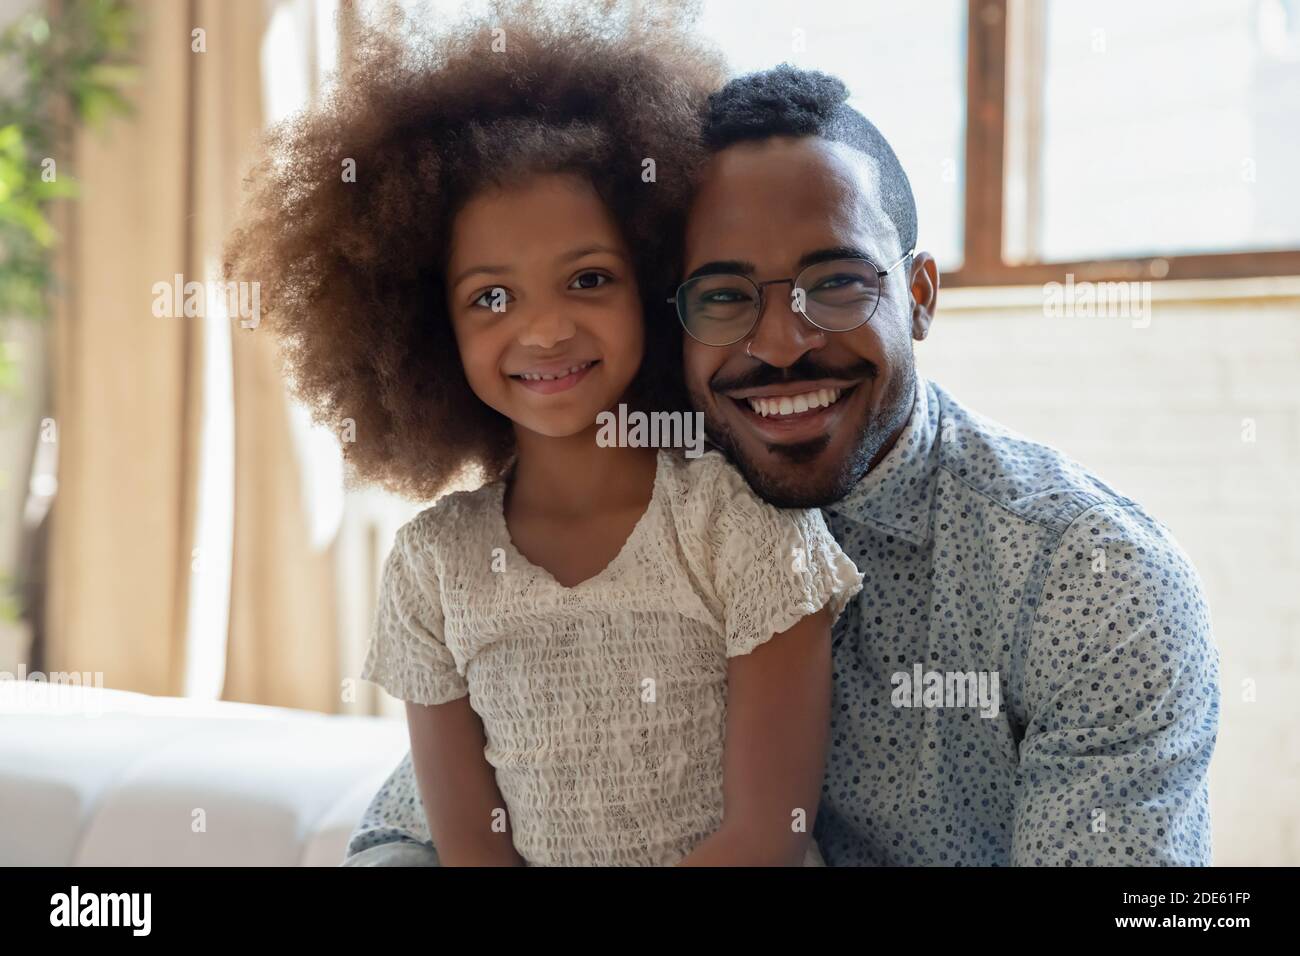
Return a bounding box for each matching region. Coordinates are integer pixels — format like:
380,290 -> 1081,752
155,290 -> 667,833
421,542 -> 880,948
360,522 -> 468,706
706,466 -> 864,658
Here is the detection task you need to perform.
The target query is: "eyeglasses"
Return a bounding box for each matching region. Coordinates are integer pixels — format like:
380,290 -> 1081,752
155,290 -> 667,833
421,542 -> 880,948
669,251 -> 913,347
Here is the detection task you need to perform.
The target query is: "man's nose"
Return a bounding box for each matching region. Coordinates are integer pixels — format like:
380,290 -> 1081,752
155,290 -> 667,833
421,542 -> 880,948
746,283 -> 827,368
517,305 -> 577,350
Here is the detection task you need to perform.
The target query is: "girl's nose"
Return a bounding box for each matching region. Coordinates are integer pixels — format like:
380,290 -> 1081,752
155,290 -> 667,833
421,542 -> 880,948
517,307 -> 577,350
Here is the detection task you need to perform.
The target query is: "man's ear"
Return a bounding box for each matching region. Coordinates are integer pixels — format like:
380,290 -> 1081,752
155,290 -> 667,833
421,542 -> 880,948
908,251 -> 939,341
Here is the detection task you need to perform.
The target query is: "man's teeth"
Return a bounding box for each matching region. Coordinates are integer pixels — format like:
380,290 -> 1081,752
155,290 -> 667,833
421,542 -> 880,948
518,362 -> 593,382
746,387 -> 844,418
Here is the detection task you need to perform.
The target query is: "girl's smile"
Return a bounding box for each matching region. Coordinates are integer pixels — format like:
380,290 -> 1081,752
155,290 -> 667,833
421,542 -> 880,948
510,359 -> 600,394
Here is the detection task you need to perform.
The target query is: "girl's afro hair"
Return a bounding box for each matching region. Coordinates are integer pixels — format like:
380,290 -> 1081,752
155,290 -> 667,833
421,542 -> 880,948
224,0 -> 726,501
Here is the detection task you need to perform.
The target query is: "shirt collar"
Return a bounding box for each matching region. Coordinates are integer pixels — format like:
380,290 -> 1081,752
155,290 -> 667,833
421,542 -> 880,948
821,374 -> 939,546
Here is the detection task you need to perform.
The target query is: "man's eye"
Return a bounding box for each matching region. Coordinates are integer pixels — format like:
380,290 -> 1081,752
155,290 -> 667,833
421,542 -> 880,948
811,275 -> 865,291
570,272 -> 609,290
700,288 -> 752,304
472,287 -> 511,309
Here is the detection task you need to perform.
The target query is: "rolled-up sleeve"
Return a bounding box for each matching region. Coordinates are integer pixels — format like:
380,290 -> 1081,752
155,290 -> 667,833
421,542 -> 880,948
1013,503 -> 1219,866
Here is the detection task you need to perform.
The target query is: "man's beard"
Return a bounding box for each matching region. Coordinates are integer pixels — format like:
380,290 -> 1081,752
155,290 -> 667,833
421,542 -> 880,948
697,358 -> 916,509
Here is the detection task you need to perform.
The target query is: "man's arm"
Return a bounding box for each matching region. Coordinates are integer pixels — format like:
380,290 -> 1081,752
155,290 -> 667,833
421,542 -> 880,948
678,607 -> 832,866
405,698 -> 526,866
1013,502 -> 1219,866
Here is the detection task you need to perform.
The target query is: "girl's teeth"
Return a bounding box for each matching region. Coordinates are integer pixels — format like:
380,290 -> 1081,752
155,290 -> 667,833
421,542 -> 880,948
520,362 -> 591,381
746,387 -> 843,417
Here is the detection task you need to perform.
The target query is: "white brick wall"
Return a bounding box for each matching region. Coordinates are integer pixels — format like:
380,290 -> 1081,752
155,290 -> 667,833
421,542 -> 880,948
918,275 -> 1300,865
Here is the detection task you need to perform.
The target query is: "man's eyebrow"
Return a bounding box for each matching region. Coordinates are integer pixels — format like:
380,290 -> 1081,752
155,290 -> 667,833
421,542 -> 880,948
683,248 -> 881,283
796,246 -> 878,271
684,260 -> 757,281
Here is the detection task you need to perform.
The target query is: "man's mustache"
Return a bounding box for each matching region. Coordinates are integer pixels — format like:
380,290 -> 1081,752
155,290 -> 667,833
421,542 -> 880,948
709,355 -> 878,394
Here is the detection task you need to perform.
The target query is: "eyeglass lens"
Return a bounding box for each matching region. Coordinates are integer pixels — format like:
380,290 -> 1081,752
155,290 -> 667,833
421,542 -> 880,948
676,258 -> 883,346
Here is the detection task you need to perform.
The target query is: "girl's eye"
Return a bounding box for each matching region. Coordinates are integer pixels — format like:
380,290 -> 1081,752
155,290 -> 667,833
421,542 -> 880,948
472,286 -> 511,310
570,271 -> 609,290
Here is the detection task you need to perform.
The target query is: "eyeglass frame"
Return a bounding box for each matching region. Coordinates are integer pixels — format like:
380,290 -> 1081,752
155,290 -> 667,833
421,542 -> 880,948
668,249 -> 915,348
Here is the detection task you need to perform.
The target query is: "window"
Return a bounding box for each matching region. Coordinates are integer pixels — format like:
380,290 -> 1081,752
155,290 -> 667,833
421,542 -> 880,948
962,0 -> 1300,284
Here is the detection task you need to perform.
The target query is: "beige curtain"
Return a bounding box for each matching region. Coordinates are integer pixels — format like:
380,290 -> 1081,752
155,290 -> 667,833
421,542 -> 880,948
221,0 -> 341,713
47,0 -> 338,711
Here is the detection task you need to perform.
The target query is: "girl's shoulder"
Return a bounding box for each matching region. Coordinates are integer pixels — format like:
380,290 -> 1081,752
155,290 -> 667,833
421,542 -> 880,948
656,448 -> 832,566
655,446 -> 847,572
654,449 -> 863,655
395,478 -> 504,559
657,445 -> 744,491
656,447 -> 778,523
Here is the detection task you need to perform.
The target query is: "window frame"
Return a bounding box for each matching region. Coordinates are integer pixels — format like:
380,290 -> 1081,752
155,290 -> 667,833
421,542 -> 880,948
949,0 -> 1300,287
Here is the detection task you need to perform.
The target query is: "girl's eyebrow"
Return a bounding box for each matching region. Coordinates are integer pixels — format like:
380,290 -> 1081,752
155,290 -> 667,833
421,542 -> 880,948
451,245 -> 627,289
558,244 -> 627,263
450,263 -> 511,288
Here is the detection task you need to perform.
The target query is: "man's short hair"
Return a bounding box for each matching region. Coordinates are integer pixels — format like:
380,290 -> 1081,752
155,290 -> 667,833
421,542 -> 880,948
701,64 -> 917,255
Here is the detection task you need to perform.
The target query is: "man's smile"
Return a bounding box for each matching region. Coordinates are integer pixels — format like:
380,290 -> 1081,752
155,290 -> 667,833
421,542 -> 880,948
708,352 -> 877,448
717,379 -> 868,445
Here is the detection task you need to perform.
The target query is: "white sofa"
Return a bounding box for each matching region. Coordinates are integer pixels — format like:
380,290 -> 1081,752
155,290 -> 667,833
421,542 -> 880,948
0,682 -> 409,866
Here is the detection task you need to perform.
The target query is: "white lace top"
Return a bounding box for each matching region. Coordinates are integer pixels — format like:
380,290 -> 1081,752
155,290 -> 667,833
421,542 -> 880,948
361,449 -> 863,866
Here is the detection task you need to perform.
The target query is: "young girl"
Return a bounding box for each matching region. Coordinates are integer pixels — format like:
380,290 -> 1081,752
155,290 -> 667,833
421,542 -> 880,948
225,2 -> 862,866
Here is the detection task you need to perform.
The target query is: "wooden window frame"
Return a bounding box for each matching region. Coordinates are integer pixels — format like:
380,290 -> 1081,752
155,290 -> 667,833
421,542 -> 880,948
948,0 -> 1300,287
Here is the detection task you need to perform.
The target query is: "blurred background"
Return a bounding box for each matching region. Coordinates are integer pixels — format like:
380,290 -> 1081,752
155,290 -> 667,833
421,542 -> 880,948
1,0 -> 1296,865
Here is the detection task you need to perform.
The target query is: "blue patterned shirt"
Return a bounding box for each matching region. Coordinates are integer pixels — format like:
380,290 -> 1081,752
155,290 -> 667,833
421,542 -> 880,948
814,375 -> 1219,865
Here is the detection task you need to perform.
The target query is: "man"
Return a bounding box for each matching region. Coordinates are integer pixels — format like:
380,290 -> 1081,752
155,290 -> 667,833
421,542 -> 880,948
345,65 -> 1219,867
